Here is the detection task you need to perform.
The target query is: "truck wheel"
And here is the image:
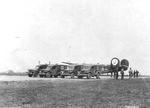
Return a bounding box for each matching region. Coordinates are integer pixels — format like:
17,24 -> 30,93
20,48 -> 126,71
33,73 -> 38,77
28,74 -> 32,77
96,74 -> 100,79
54,75 -> 57,78
61,75 -> 65,78
71,73 -> 75,79
78,76 -> 83,79
87,73 -> 91,79
39,75 -> 43,78
46,73 -> 52,78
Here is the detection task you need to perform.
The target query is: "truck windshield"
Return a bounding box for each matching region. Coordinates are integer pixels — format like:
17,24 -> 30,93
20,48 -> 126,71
82,66 -> 91,70
66,66 -> 74,70
74,65 -> 82,71
52,66 -> 57,69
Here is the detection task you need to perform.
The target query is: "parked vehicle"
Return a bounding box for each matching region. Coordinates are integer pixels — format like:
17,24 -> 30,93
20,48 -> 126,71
71,63 -> 122,79
60,65 -> 74,78
38,65 -> 54,78
27,64 -> 48,77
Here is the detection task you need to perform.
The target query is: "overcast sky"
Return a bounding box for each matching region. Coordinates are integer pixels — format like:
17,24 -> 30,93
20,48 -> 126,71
0,0 -> 150,74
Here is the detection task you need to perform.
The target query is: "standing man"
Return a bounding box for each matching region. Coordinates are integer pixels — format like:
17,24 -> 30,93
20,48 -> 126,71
136,70 -> 139,78
129,68 -> 133,79
133,70 -> 136,78
111,72 -> 113,77
115,68 -> 119,80
114,72 -> 117,79
114,70 -> 119,80
116,71 -> 119,79
120,68 -> 124,80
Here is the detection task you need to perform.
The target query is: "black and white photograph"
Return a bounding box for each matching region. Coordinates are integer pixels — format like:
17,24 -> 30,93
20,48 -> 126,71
0,0 -> 150,107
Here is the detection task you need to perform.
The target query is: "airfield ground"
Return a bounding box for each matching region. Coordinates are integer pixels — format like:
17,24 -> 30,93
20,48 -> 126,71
0,76 -> 150,108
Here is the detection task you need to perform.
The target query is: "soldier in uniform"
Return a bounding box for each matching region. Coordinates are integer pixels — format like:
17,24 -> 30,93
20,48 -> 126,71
111,72 -> 113,77
120,68 -> 124,80
133,70 -> 136,78
114,71 -> 118,80
116,71 -> 119,79
129,68 -> 133,79
114,72 -> 116,79
113,67 -> 119,80
136,70 -> 139,78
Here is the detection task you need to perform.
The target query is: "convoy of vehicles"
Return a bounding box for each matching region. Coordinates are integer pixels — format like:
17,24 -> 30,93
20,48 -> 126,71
27,57 -> 130,79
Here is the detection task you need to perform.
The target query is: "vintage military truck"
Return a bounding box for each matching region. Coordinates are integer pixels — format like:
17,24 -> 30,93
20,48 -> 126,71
38,65 -> 54,78
38,64 -> 73,78
71,64 -> 103,79
27,64 -> 48,77
60,65 -> 74,78
51,64 -> 76,78
50,65 -> 67,78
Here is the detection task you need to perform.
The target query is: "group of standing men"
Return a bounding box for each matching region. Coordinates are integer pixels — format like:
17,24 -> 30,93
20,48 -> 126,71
114,68 -> 139,80
128,68 -> 139,79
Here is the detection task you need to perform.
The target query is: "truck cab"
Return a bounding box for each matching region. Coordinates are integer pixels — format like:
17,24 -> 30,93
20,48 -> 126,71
27,64 -> 48,77
71,65 -> 92,79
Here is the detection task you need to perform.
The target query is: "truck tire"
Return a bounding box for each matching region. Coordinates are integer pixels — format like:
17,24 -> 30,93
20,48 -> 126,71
39,75 -> 43,78
87,73 -> 91,79
78,76 -> 83,79
46,73 -> 52,78
54,75 -> 58,78
96,73 -> 100,79
71,73 -> 75,79
28,74 -> 32,77
61,75 -> 65,78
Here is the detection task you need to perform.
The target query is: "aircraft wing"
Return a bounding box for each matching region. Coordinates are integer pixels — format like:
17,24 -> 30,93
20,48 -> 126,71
61,62 -> 78,65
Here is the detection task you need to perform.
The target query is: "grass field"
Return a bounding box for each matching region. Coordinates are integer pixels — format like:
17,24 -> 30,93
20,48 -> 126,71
0,78 -> 150,108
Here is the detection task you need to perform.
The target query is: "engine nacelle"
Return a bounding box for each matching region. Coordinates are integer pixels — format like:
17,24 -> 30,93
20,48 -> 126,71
111,57 -> 129,71
120,59 -> 129,71
111,57 -> 120,70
